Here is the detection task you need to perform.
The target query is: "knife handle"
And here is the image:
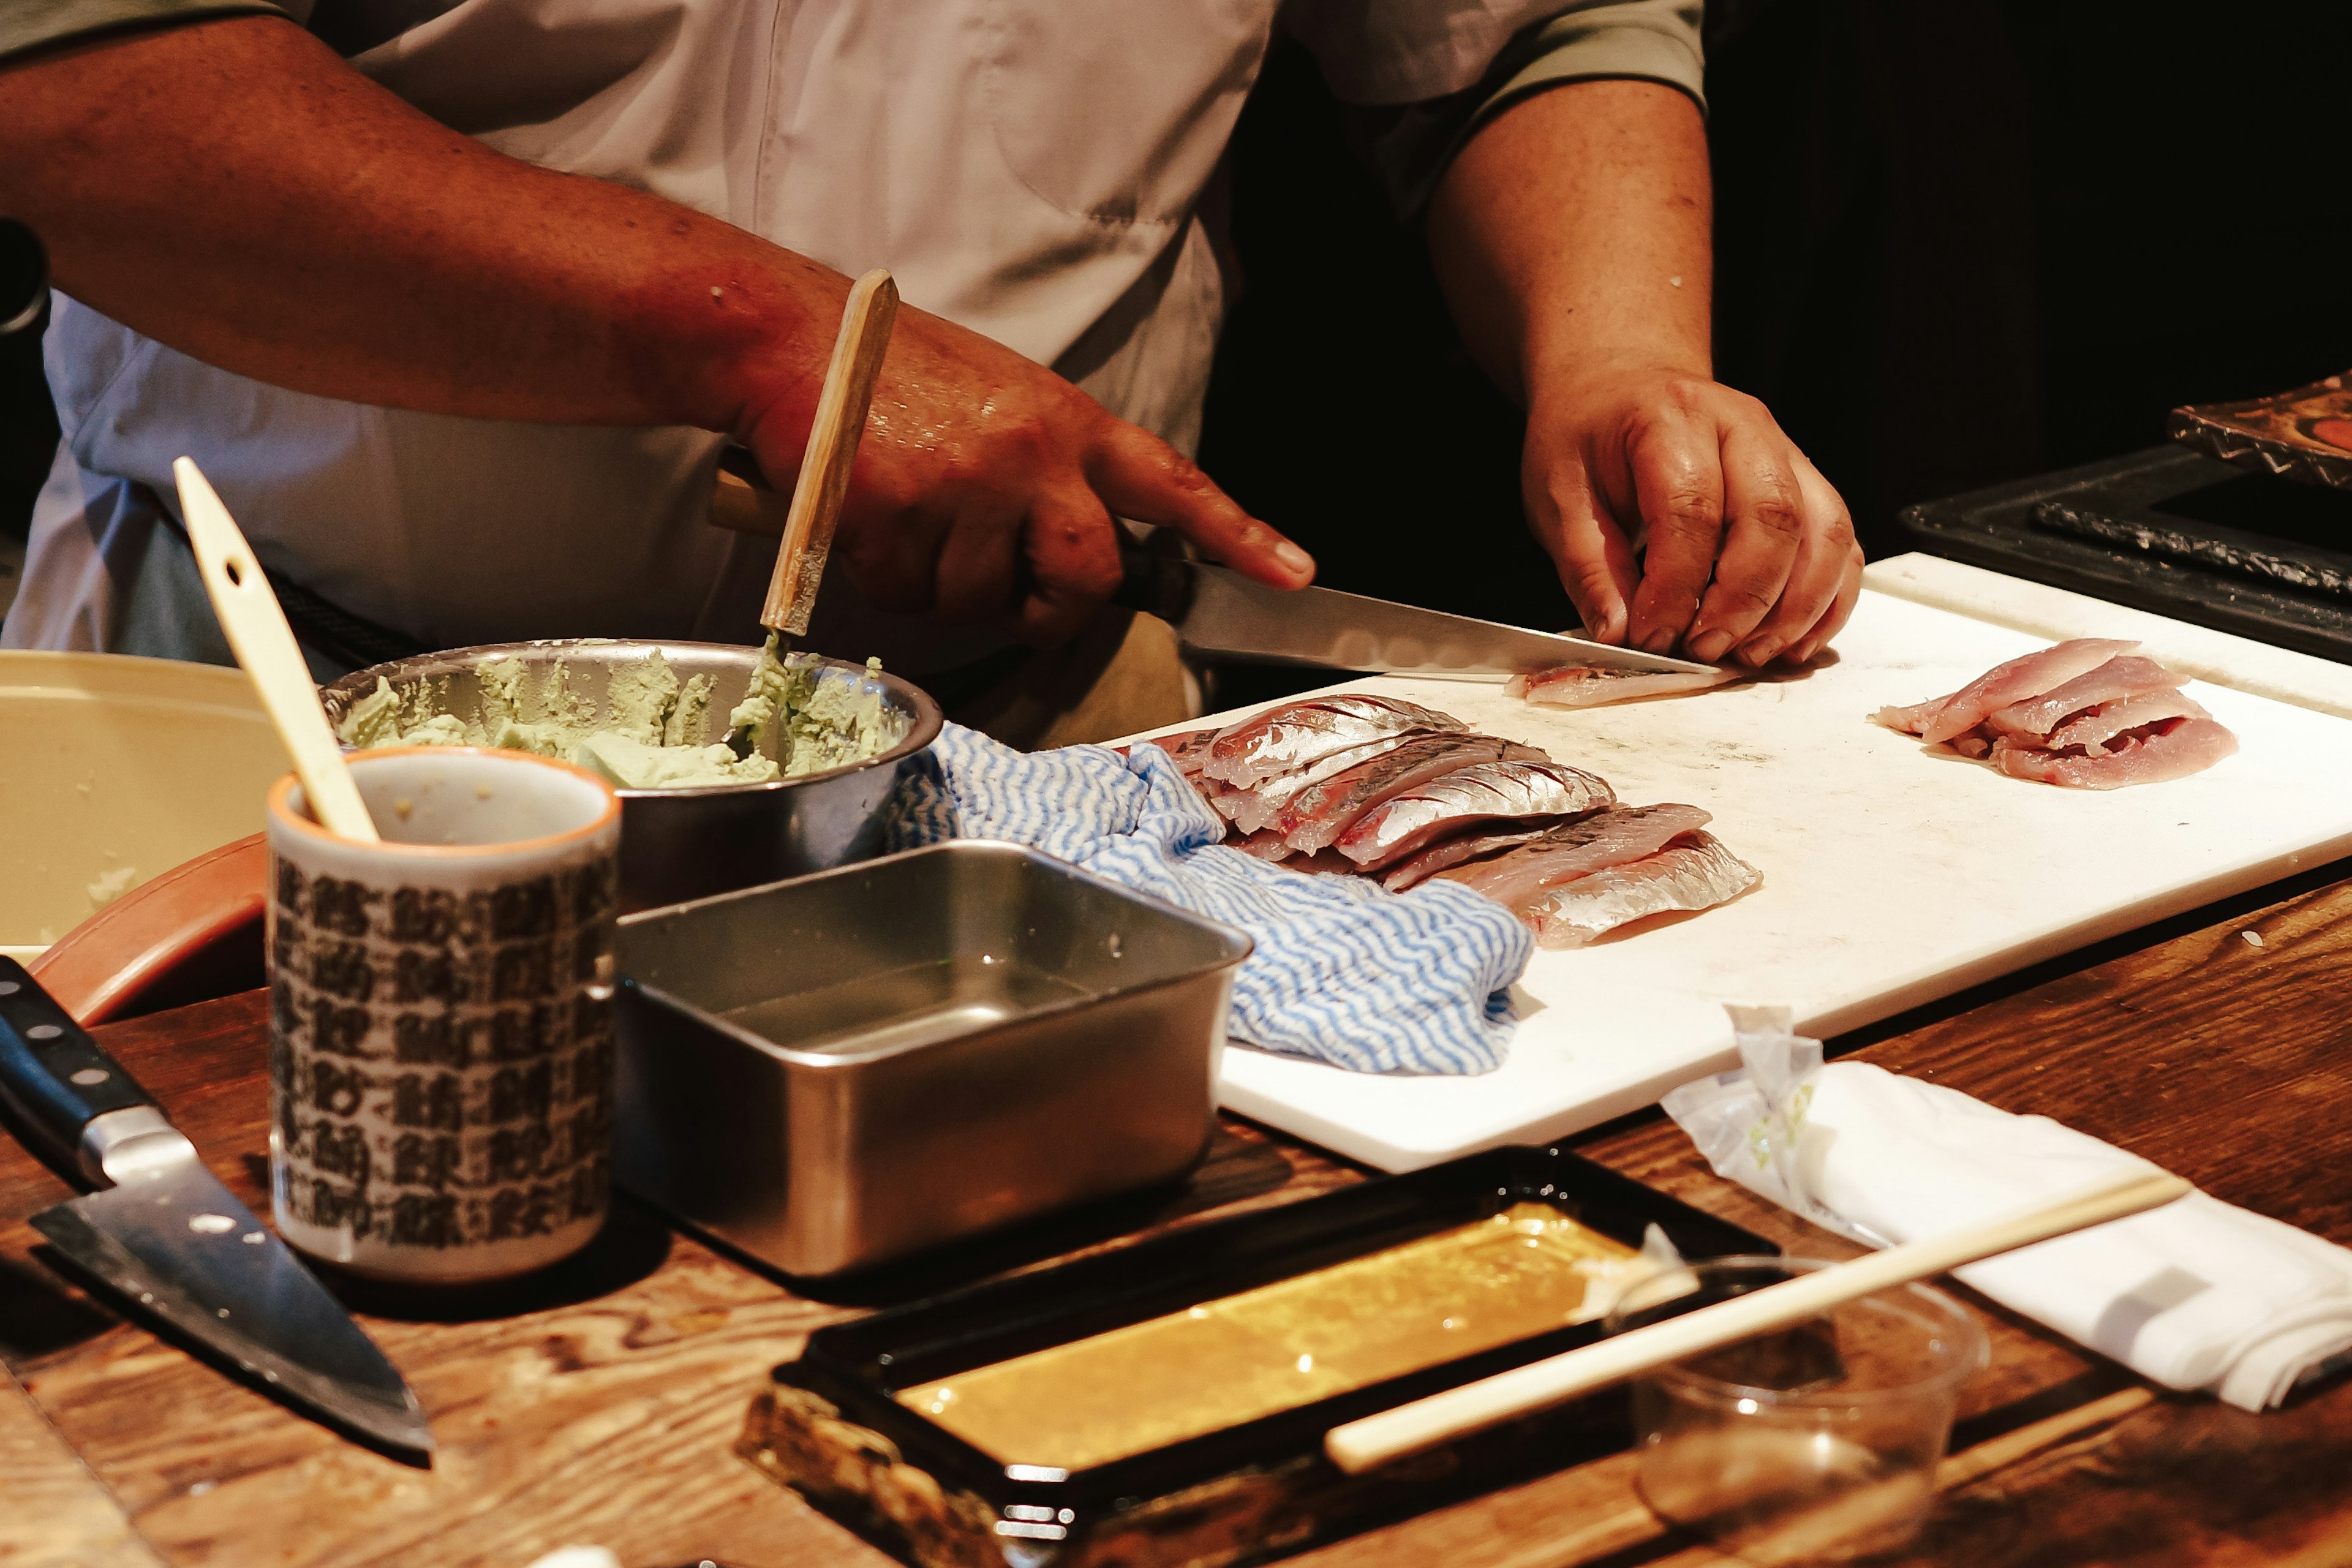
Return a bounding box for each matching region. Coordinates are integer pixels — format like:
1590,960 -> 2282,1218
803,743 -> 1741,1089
1112,533 -> 1198,625
0,957 -> 162,1182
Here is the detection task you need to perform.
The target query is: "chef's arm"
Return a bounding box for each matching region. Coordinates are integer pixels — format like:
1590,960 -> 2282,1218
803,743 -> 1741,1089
0,16 -> 1311,642
1428,80 -> 1860,666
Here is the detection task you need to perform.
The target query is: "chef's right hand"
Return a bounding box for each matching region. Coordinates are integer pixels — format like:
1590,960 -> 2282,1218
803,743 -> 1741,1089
739,301 -> 1314,646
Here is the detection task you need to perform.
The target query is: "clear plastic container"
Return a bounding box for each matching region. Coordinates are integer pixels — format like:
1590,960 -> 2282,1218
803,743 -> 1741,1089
1604,1256 -> 1988,1564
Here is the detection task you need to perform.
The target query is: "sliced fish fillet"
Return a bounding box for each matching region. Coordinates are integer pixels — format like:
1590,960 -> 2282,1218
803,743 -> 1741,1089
1508,663 -> 1736,707
1525,832 -> 1761,949
1983,655 -> 2185,739
1434,803 -> 1712,910
1379,823 -> 1560,892
2045,690 -> 2210,755
1891,638 -> 2139,744
1138,728 -> 1219,775
1205,695 -> 1466,786
1335,760 -> 1614,870
1991,716 -> 2238,789
1222,733 -> 1439,834
1229,828 -> 1298,861
1276,733 -> 1547,853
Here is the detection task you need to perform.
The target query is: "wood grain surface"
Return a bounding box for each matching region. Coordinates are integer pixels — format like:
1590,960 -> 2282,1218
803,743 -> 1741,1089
4,868 -> 2350,1568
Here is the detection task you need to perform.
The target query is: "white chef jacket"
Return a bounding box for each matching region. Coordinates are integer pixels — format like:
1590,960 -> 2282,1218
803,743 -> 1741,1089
6,0 -> 1705,676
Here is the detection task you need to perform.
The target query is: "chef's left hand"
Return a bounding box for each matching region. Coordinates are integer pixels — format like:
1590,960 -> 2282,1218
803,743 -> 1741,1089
1525,364 -> 1863,668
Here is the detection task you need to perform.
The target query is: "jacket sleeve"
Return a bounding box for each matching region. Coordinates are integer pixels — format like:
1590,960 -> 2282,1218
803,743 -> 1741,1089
1,0 -> 289,65
1286,0 -> 1706,219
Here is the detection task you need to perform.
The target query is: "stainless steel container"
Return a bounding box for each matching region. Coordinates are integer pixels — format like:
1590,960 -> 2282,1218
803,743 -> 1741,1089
318,639 -> 942,912
611,840 -> 1252,1278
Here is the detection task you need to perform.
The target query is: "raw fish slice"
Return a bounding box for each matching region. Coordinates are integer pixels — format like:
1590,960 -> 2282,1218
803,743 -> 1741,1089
1910,638 -> 2139,744
1990,716 -> 2238,789
1137,727 -> 1219,775
1434,803 -> 1711,910
1335,760 -> 1615,869
1872,696 -> 1952,736
1948,733 -> 1992,760
1205,695 -> 1466,786
1983,656 -> 2185,739
1379,823 -> 1559,892
2045,690 -> 2210,755
1229,828 -> 1297,861
1277,734 -> 1547,854
1508,664 -> 1736,707
1523,832 -> 1760,949
1225,733 -> 1440,834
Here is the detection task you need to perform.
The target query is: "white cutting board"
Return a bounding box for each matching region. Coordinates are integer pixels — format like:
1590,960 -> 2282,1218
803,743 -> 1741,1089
1196,575 -> 2352,1171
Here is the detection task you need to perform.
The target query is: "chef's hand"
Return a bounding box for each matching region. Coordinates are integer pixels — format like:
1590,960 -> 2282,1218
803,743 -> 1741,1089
1524,365 -> 1862,667
739,301 -> 1313,646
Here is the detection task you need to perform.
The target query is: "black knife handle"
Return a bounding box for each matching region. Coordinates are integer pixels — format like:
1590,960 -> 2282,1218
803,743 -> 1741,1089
1112,534 -> 1198,624
0,958 -> 160,1179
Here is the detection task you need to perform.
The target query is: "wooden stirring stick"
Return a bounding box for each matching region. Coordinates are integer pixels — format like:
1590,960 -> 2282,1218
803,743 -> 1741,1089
761,268 -> 900,636
1324,1167 -> 2193,1475
173,456 -> 380,843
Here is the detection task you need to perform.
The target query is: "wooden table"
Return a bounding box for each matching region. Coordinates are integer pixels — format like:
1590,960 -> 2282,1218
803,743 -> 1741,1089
7,865 -> 2352,1568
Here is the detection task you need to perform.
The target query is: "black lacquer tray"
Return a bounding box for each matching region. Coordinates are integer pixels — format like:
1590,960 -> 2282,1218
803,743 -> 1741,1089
737,1142 -> 1771,1568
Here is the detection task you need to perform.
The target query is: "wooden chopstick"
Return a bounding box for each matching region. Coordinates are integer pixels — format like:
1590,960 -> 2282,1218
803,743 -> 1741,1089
1323,1167 -> 2193,1475
758,268 -> 900,636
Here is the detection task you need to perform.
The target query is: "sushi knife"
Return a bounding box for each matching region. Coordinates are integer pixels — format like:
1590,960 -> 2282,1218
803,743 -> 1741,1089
0,959 -> 432,1457
1112,541 -> 1717,681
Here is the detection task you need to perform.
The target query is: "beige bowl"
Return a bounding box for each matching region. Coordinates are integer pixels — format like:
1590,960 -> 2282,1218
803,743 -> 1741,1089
0,651 -> 287,960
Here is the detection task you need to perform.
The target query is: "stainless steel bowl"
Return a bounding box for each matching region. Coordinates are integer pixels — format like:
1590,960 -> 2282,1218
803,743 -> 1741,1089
318,639 -> 943,911
612,840 -> 1253,1278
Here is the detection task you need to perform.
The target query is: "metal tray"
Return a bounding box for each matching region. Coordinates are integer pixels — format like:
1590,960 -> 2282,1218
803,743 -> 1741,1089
739,1143 -> 1771,1568
318,639 -> 944,911
612,841 -> 1251,1277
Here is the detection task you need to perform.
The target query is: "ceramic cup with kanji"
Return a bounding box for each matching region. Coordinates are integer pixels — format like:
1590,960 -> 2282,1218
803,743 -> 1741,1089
265,747 -> 622,1283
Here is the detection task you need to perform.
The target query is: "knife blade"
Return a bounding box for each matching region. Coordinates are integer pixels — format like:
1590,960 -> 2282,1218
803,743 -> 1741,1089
1114,545 -> 1716,680
0,959 -> 432,1457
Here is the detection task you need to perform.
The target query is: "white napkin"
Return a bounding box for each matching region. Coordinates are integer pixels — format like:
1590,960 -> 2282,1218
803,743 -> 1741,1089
1662,1006 -> 2352,1411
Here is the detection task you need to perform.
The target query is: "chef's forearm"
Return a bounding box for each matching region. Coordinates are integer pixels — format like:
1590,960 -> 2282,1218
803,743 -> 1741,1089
1426,79 -> 1712,406
0,15 -> 837,438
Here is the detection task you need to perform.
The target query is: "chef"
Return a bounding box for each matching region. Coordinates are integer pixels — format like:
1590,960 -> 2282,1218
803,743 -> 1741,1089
0,0 -> 1860,745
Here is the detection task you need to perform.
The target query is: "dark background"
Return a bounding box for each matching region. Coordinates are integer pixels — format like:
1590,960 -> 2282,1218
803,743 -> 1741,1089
7,0 -> 2350,642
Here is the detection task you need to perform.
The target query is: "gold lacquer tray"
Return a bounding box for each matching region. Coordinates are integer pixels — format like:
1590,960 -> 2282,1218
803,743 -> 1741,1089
2169,372 -> 2352,491
738,1144 -> 1771,1568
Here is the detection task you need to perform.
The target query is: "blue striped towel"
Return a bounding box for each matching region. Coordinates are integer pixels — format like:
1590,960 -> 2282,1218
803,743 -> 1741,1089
885,724 -> 1531,1074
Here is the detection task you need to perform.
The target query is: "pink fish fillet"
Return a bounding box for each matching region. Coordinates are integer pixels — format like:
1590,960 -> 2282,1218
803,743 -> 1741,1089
1335,760 -> 1614,870
1507,663 -> 1737,708
1205,695 -> 1466,786
1276,734 -> 1547,854
1982,656 -> 2186,739
2045,690 -> 2211,754
1990,716 -> 2238,789
1379,823 -> 1563,892
1523,832 -> 1761,949
1434,803 -> 1712,911
1877,638 -> 2139,744
1229,827 -> 1297,861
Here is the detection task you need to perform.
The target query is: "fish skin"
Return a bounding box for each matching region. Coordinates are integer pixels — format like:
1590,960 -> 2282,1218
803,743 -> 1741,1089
1912,638 -> 2140,744
1138,728 -> 1219,775
1983,655 -> 2185,739
1379,823 -> 1560,892
1524,832 -> 1760,949
1276,734 -> 1547,854
1222,731 -> 1447,834
1433,803 -> 1712,910
2045,690 -> 2210,755
1335,760 -> 1615,870
1991,715 -> 2238,788
1205,695 -> 1466,786
1508,665 -> 1736,707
